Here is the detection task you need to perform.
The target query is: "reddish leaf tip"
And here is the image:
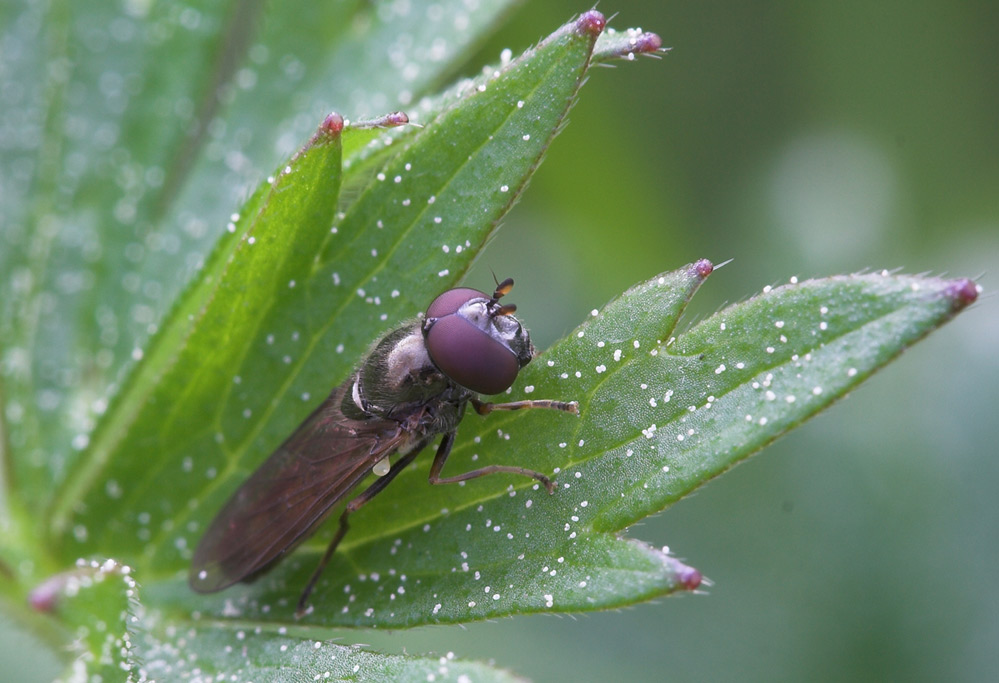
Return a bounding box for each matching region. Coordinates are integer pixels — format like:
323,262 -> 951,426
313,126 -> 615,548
945,277 -> 980,310
320,112 -> 344,136
27,560 -> 133,613
678,566 -> 703,591
691,259 -> 714,280
353,111 -> 411,130
382,111 -> 410,127
576,10 -> 606,37
634,31 -> 663,54
28,577 -> 61,613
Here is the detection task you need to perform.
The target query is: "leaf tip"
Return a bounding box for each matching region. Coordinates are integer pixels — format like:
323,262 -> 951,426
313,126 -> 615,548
28,559 -> 136,613
576,10 -> 607,37
593,26 -> 668,63
944,277 -> 980,310
321,112 -> 344,135
351,111 -> 411,130
637,31 -> 664,54
616,29 -> 663,57
28,577 -> 61,613
690,258 -> 714,281
677,564 -> 703,591
660,550 -> 704,592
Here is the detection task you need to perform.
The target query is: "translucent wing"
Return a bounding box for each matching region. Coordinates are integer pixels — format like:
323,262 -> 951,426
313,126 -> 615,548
189,382 -> 409,593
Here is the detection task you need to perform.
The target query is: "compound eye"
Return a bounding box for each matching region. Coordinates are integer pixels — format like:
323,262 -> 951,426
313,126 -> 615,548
425,288 -> 488,319
425,314 -> 520,395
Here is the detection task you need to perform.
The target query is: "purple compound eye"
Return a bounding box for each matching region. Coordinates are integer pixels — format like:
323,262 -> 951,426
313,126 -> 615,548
425,288 -> 488,318
423,286 -> 528,395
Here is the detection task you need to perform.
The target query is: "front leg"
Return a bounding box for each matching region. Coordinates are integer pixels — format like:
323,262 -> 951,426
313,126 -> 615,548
428,431 -> 556,494
471,398 -> 579,415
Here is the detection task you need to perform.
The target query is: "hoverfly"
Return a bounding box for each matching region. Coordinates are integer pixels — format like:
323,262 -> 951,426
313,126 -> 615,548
189,278 -> 577,615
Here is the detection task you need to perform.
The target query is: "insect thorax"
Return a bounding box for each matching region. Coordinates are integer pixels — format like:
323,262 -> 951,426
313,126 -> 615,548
350,322 -> 470,428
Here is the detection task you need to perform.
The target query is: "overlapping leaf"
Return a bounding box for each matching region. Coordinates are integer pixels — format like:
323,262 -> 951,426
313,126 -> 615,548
28,561 -> 141,681
133,625 -> 522,682
34,561 -> 520,682
157,263 -> 977,628
50,12 -> 619,578
0,0 -> 522,525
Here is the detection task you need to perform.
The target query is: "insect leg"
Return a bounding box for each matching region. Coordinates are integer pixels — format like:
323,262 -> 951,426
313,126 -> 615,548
428,430 -> 556,494
471,398 -> 579,415
295,447 -> 423,618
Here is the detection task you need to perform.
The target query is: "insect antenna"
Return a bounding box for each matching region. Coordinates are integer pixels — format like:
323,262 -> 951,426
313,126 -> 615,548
489,276 -> 517,316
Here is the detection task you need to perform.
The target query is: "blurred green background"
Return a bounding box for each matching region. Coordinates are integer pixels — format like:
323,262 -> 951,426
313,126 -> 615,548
408,2 -> 999,681
3,1 -> 996,681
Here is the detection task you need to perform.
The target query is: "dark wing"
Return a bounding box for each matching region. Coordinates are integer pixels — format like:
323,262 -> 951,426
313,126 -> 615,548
189,385 -> 409,593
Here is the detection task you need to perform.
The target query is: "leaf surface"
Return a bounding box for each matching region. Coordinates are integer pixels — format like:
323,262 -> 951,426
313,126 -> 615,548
0,0 -> 522,523
160,264 -> 977,627
50,12 -> 615,582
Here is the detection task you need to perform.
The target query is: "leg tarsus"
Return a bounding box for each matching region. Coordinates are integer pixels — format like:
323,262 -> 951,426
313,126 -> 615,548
472,398 -> 578,416
428,431 -> 557,494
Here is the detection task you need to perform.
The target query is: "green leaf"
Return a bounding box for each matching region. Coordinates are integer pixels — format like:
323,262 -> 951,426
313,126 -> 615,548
156,263 -> 976,628
534,266 -> 979,533
28,560 -> 141,680
49,12 -> 620,578
1,0 -> 263,521
135,624 -> 522,682
0,0 -> 522,524
47,112 -> 347,555
593,24 -> 667,63
27,559 -> 519,682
